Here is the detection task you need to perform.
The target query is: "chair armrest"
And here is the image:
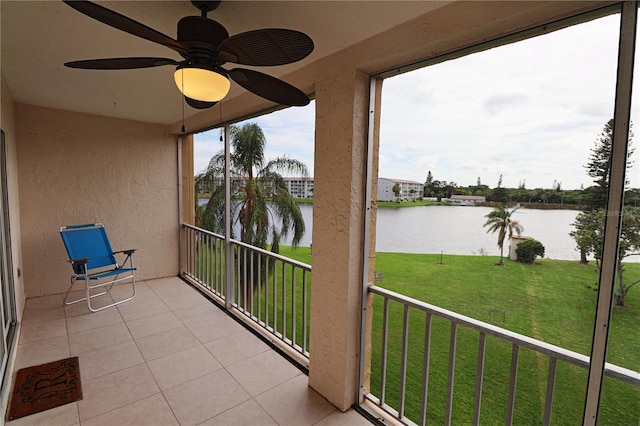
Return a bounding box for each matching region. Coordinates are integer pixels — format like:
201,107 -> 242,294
68,257 -> 89,275
113,249 -> 136,256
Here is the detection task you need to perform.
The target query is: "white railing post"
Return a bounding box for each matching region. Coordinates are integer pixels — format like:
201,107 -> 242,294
178,136 -> 184,276
223,124 -> 234,309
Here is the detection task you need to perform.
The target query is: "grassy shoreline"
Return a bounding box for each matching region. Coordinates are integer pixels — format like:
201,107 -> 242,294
197,195 -> 583,210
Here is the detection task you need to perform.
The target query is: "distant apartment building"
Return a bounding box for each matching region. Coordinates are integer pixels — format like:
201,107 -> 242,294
377,178 -> 424,202
284,177 -> 314,198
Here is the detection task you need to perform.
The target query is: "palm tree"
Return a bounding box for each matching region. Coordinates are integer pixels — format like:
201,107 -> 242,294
483,204 -> 523,265
196,122 -> 308,253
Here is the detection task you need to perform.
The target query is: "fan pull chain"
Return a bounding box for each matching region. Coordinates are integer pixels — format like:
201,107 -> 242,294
219,102 -> 223,142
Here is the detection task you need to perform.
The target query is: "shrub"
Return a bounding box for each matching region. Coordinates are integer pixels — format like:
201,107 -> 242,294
516,238 -> 545,264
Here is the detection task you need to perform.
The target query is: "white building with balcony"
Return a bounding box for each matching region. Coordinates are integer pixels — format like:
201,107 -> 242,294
284,177 -> 314,198
378,178 -> 424,202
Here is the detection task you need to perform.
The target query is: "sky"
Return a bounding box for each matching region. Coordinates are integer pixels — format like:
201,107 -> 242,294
195,13 -> 639,190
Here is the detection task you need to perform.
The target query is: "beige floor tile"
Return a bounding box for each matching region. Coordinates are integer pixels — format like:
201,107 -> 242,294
159,290 -> 214,311
125,311 -> 182,339
78,340 -> 144,381
69,322 -> 132,355
5,401 -> 79,426
98,279 -> 135,300
135,325 -> 201,361
117,296 -> 170,322
81,393 -> 178,426
21,305 -> 65,325
186,314 -> 246,344
226,350 -> 302,397
314,409 -> 373,425
63,290 -> 115,317
204,330 -> 270,366
172,302 -> 227,326
22,294 -> 63,313
108,280 -> 157,302
148,345 -> 222,391
18,318 -> 67,345
255,374 -> 336,426
153,285 -> 213,307
147,277 -> 187,295
200,398 -> 278,426
77,363 -> 160,421
14,335 -> 70,370
163,369 -> 251,426
65,308 -> 123,335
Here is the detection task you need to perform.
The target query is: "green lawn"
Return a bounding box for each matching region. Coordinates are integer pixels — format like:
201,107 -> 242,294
276,248 -> 639,425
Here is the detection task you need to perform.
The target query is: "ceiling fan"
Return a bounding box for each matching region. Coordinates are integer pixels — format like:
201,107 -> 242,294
62,0 -> 314,109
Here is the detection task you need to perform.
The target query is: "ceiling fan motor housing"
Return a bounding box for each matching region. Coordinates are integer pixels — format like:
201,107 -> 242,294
177,16 -> 229,51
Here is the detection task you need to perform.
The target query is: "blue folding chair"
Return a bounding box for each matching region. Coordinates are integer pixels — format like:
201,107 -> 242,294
60,223 -> 136,312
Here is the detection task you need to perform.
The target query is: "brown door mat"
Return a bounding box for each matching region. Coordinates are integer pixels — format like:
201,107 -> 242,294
7,357 -> 83,421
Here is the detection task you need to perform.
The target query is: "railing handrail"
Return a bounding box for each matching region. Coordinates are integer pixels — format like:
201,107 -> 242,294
182,223 -> 311,270
369,284 -> 640,387
183,223 -> 224,239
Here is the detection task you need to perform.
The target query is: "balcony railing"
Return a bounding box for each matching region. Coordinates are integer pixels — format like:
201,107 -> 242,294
366,285 -> 640,426
181,224 -> 312,359
180,224 -> 639,424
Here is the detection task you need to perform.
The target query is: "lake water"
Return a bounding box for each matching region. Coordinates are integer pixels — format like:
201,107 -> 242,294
289,204 -> 583,260
198,200 -> 587,260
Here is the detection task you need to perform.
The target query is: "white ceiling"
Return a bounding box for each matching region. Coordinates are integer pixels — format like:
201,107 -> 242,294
1,1 -> 443,125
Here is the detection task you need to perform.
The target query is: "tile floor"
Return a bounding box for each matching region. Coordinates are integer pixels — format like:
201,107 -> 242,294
7,277 -> 372,425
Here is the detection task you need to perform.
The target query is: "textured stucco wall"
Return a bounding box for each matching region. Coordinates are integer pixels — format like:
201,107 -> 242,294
15,104 -> 178,297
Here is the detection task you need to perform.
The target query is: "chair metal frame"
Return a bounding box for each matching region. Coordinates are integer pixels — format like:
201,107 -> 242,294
60,223 -> 136,312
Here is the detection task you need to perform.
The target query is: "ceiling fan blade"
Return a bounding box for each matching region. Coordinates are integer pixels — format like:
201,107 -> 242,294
228,68 -> 310,106
65,57 -> 180,70
185,96 -> 217,109
219,29 -> 313,66
63,1 -> 187,55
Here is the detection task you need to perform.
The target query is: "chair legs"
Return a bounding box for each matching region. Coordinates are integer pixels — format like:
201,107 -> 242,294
63,273 -> 136,313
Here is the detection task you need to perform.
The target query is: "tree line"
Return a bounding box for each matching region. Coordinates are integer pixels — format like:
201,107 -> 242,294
423,170 -> 640,207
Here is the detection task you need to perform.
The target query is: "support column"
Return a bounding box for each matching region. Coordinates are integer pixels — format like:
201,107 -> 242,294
309,69 -> 371,411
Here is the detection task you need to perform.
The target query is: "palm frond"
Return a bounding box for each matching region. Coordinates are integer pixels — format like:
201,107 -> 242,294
200,185 -> 226,234
261,156 -> 309,178
231,123 -> 266,178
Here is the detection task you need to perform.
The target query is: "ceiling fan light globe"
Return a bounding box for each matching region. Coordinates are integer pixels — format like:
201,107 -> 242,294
174,67 -> 230,102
